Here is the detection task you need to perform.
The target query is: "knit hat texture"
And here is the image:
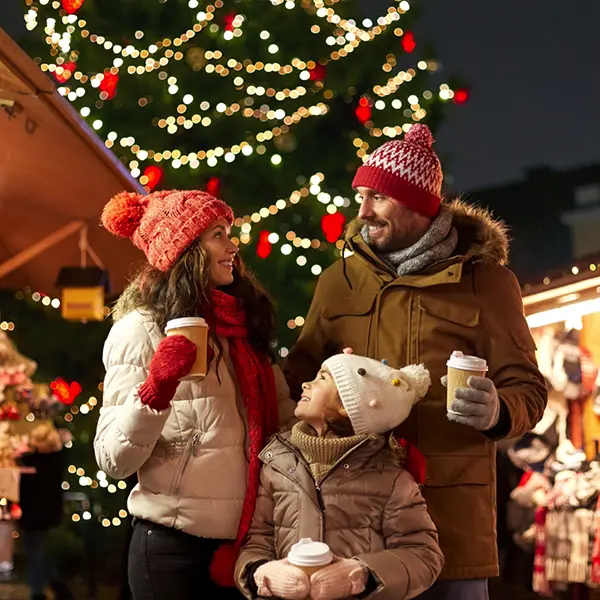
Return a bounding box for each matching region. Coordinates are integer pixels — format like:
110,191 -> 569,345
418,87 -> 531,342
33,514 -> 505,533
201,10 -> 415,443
101,189 -> 234,271
323,354 -> 431,435
352,123 -> 443,218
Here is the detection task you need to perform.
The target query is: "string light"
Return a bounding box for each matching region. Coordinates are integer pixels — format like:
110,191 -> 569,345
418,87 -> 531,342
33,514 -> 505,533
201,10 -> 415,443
24,0 -> 456,183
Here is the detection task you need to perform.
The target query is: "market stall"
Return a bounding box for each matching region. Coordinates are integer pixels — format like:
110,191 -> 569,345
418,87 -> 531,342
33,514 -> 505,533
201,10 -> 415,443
501,259 -> 600,598
0,26 -> 144,297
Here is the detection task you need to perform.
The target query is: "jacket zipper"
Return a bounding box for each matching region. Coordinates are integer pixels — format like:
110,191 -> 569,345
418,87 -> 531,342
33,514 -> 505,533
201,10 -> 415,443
173,433 -> 201,497
271,436 -> 373,514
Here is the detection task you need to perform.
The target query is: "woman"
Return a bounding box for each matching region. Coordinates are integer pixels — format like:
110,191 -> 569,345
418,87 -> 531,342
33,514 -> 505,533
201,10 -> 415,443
94,189 -> 293,600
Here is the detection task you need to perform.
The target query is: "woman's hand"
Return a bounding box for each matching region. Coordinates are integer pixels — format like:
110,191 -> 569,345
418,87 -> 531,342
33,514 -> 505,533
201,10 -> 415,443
138,336 -> 197,411
253,559 -> 310,600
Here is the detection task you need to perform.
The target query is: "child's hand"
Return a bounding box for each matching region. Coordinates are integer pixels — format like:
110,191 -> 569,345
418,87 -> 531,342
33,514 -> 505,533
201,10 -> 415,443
309,557 -> 367,600
254,559 -> 310,599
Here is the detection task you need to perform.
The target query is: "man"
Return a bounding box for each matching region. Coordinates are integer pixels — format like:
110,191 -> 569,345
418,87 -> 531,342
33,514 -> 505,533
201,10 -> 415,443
284,123 -> 547,599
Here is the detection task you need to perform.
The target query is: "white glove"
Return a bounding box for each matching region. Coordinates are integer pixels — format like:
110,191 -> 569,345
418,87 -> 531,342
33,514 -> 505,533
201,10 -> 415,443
443,375 -> 500,431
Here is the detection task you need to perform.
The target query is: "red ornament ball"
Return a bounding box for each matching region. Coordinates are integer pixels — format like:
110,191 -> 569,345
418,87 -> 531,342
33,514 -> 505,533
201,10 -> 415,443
99,70 -> 119,100
454,89 -> 469,104
309,64 -> 326,82
54,61 -> 76,84
402,31 -> 416,53
257,231 -> 272,259
355,99 -> 372,125
144,165 -> 164,191
224,12 -> 236,32
206,176 -> 221,197
321,212 -> 346,243
61,0 -> 84,14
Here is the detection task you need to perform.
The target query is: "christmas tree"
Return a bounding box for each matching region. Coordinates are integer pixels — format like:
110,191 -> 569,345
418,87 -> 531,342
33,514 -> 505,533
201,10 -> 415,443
21,0 -> 464,348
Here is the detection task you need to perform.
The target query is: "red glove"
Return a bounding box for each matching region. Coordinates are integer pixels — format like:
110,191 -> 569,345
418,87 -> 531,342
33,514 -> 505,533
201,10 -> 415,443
138,336 -> 197,411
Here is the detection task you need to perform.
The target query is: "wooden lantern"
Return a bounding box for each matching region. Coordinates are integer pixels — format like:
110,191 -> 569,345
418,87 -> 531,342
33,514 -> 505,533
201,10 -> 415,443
55,266 -> 109,321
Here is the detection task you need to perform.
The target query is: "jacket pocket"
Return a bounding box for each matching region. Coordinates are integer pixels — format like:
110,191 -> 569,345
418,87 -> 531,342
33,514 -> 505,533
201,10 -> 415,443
169,433 -> 201,497
322,295 -> 377,354
416,295 -> 480,366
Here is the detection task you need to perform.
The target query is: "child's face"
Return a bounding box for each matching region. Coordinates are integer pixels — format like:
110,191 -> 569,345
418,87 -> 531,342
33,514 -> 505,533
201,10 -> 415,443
295,367 -> 342,432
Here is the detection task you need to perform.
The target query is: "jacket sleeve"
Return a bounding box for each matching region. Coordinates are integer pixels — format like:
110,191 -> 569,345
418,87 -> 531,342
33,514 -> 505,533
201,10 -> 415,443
284,275 -> 333,400
474,265 -> 548,439
235,466 -> 277,599
94,316 -> 171,480
356,470 -> 444,600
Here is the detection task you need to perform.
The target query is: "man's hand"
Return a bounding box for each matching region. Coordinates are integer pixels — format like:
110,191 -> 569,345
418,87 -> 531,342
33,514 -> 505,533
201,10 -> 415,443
443,375 -> 500,431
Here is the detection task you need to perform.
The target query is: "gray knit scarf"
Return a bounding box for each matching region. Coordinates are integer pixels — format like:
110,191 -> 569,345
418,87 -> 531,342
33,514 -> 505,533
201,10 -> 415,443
362,205 -> 458,276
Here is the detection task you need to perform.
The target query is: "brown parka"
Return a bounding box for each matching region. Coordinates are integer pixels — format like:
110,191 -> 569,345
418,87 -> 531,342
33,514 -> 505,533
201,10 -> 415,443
235,432 -> 444,599
284,199 -> 547,580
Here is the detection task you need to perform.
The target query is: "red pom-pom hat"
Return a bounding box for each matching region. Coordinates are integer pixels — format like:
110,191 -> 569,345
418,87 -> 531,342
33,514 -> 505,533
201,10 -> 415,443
101,189 -> 234,271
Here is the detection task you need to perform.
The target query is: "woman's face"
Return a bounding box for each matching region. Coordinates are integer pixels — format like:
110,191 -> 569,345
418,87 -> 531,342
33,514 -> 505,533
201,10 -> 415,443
200,218 -> 239,288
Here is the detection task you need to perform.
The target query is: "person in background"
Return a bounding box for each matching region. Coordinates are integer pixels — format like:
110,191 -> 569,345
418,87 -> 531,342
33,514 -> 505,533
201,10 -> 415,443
236,351 -> 442,600
19,423 -> 74,600
95,189 -> 294,600
284,124 -> 547,600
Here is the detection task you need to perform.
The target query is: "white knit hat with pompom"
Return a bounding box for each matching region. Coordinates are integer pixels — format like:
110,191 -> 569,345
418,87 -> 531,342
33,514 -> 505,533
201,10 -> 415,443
323,353 -> 431,435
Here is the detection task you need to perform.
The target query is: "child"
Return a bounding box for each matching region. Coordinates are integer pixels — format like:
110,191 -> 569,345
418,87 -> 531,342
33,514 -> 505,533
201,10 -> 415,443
235,352 -> 444,600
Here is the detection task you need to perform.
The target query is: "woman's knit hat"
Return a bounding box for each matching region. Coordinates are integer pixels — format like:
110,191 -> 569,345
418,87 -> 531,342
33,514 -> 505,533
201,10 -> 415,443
101,189 -> 234,271
352,123 -> 443,218
323,353 -> 431,435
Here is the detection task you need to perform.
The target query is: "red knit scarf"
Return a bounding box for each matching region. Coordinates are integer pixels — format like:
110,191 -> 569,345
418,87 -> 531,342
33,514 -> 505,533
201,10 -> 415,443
208,290 -> 280,587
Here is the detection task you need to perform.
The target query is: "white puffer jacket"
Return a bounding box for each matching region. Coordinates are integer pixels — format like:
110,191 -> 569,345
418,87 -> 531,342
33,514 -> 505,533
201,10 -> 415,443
94,309 -> 294,540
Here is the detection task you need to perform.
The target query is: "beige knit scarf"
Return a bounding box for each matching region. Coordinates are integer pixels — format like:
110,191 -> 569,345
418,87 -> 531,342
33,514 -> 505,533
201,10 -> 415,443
290,422 -> 368,483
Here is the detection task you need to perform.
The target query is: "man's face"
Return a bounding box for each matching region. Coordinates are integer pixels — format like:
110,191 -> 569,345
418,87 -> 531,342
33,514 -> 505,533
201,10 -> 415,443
356,187 -> 432,252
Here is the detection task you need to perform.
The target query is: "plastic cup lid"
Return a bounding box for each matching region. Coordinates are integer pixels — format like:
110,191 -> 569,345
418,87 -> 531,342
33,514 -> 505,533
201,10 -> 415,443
288,538 -> 333,567
164,317 -> 208,333
446,351 -> 488,372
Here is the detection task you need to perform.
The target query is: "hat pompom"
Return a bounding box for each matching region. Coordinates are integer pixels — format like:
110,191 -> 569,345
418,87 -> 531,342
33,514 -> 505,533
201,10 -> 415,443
405,123 -> 434,148
101,191 -> 146,238
398,364 -> 431,400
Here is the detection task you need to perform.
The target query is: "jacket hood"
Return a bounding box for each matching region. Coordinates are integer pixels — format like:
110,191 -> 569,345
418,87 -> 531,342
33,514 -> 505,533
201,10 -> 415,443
345,196 -> 510,267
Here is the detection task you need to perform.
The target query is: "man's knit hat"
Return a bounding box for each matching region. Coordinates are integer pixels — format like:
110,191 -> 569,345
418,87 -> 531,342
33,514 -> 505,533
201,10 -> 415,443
352,123 -> 443,218
101,189 -> 234,272
323,353 -> 431,435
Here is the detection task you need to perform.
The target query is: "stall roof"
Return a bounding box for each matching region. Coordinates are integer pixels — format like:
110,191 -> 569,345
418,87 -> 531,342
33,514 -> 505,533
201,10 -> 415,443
0,27 -> 144,297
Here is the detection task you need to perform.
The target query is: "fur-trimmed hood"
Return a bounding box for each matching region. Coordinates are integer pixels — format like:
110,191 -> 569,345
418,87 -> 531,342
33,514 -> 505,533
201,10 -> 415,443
346,196 -> 510,267
447,197 -> 509,266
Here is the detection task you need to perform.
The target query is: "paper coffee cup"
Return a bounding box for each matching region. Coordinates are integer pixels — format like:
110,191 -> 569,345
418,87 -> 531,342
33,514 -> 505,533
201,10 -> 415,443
288,538 -> 333,583
446,351 -> 488,412
165,317 -> 209,381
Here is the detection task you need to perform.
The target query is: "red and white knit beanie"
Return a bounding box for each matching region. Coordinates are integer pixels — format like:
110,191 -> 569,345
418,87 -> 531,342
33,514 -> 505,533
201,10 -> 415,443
323,354 -> 431,434
101,189 -> 234,271
352,123 -> 443,218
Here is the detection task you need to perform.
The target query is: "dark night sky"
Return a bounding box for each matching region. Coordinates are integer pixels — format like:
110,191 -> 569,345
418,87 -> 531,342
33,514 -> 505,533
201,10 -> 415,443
2,0 -> 600,191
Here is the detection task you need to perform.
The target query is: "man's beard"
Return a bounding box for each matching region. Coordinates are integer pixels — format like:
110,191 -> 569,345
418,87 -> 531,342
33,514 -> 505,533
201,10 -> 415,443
360,218 -> 392,250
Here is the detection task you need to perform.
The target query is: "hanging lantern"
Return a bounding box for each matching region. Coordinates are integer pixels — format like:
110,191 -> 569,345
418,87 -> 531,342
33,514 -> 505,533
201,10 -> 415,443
55,267 -> 109,321
321,212 -> 346,243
